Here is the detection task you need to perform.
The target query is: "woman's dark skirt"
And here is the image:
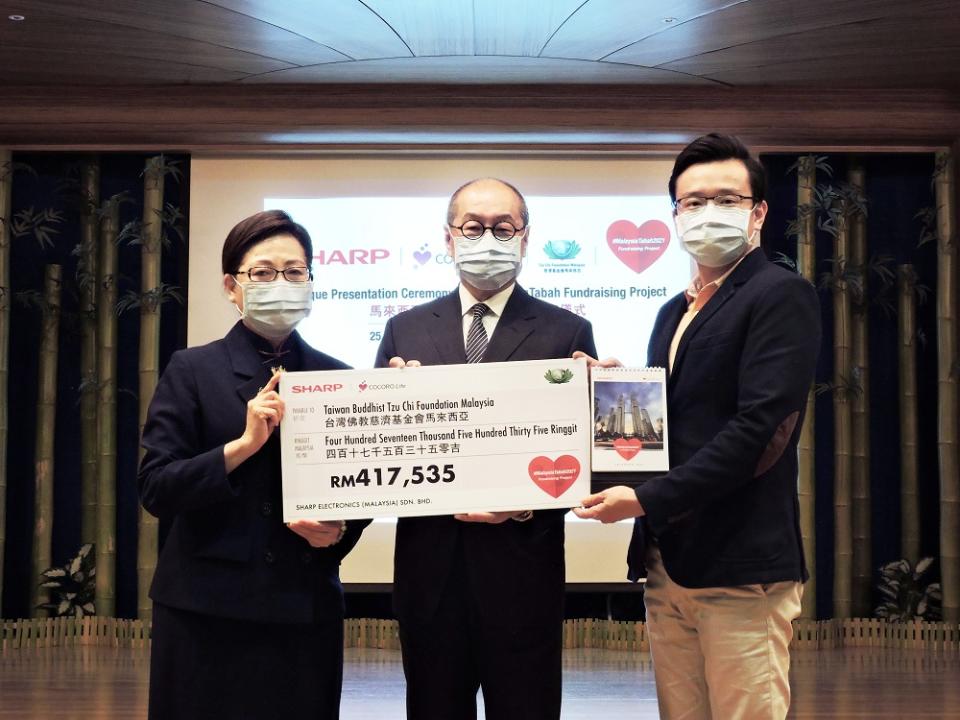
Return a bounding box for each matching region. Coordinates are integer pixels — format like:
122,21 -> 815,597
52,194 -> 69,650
149,602 -> 344,720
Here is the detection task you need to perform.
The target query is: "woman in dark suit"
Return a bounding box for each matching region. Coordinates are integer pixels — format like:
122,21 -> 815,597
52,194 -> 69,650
139,209 -> 369,719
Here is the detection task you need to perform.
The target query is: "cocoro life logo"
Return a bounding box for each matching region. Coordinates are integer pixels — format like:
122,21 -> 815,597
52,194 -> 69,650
313,248 -> 390,265
359,380 -> 406,392
290,383 -> 344,393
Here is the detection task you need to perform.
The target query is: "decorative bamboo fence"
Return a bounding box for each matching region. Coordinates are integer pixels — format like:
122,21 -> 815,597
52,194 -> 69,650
3,617 -> 959,653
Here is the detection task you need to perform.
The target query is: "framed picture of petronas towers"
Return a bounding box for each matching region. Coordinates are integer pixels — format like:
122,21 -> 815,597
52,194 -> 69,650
590,367 -> 669,472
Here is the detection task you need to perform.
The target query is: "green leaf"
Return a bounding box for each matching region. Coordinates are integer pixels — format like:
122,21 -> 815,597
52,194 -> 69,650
915,556 -> 934,575
10,207 -> 65,250
879,586 -> 898,600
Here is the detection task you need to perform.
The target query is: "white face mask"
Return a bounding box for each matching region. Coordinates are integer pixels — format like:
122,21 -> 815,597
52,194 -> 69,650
235,279 -> 313,340
453,230 -> 524,291
675,205 -> 757,268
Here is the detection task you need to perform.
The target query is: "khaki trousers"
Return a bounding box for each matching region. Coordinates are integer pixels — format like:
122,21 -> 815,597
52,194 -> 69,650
643,547 -> 802,720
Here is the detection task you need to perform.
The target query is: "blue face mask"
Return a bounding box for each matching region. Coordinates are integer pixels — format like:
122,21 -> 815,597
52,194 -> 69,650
676,205 -> 756,268
235,279 -> 313,340
453,230 -> 524,291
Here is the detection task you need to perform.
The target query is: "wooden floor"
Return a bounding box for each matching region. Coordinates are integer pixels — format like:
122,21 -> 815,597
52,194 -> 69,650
1,645 -> 958,718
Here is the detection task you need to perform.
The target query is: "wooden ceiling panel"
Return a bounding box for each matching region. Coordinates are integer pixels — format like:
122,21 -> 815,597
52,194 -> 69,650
538,0 -> 739,60
18,0 -> 350,67
607,0 -> 953,68
0,47 -> 246,84
0,1 -> 956,91
2,85 -> 957,149
237,56 -> 715,85
205,0 -> 413,60
703,48 -> 960,88
659,13 -> 960,86
0,10 -> 294,77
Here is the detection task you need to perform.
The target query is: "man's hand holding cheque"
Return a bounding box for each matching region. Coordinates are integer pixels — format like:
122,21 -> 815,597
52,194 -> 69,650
574,487 -> 646,523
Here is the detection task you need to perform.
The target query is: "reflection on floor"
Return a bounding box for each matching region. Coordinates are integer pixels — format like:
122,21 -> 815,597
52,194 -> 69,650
1,645 -> 958,718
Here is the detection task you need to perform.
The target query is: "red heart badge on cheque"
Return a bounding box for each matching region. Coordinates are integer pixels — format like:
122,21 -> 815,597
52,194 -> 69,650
528,455 -> 581,498
612,438 -> 643,460
606,219 -> 671,274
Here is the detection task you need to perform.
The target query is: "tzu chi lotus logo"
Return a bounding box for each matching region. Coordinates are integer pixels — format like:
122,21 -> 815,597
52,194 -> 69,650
543,240 -> 582,260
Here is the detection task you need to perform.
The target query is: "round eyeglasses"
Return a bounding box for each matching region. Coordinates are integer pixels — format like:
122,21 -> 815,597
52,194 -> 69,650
449,220 -> 525,241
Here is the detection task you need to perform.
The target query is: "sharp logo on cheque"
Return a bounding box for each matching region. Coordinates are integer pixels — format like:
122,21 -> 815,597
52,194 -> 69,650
290,383 -> 344,393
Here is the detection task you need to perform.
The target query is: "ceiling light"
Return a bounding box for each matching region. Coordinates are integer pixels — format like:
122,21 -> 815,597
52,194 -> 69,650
8,14 -> 25,21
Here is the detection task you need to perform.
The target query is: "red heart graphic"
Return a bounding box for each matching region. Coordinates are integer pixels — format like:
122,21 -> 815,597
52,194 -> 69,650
528,455 -> 581,498
606,219 -> 671,274
612,438 -> 643,460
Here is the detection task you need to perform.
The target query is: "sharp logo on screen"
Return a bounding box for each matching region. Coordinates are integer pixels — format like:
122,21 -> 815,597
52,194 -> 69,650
606,220 -> 671,274
314,249 -> 390,265
290,383 -> 344,393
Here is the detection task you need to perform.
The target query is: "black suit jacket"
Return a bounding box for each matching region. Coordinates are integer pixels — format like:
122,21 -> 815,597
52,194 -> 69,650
629,250 -> 820,588
374,285 -> 597,627
139,322 -> 369,624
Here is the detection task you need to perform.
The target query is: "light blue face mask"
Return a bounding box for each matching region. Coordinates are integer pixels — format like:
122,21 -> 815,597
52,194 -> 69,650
235,279 -> 313,340
453,231 -> 524,291
676,205 -> 757,268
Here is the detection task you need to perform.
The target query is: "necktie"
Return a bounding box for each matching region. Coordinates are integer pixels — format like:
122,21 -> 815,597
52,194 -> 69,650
465,303 -> 490,363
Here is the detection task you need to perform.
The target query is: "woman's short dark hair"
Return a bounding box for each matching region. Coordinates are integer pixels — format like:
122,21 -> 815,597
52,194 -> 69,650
221,209 -> 313,274
668,134 -> 766,205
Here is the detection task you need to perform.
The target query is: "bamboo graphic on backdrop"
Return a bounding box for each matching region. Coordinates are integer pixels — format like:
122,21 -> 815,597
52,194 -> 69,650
0,150 -> 11,608
136,158 -> 163,620
79,157 -> 100,550
898,264 -> 921,564
934,150 -> 960,623
794,155 -> 818,619
31,265 -> 62,615
832,213 -> 854,620
815,178 -> 866,620
95,196 -> 121,618
848,160 -> 872,618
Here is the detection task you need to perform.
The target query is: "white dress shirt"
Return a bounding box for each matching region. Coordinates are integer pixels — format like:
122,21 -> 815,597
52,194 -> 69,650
458,282 -> 516,348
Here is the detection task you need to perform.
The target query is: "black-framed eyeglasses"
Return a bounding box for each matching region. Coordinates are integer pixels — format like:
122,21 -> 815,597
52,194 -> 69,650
674,194 -> 755,214
449,220 -> 526,241
235,266 -> 312,283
